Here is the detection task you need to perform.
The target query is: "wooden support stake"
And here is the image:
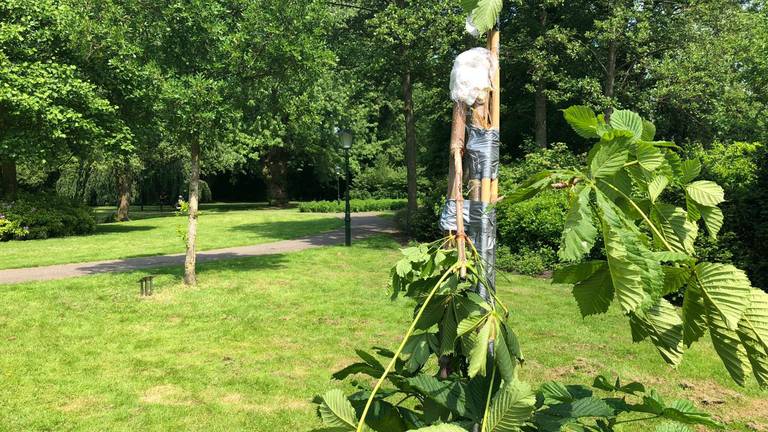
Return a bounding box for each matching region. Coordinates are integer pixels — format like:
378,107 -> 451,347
468,179 -> 481,201
448,102 -> 468,277
487,28 -> 501,205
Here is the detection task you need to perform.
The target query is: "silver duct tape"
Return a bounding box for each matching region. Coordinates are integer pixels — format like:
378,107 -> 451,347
439,199 -> 470,232
468,201 -> 496,302
466,126 -> 500,180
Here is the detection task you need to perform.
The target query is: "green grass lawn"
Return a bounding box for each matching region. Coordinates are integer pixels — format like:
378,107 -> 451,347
0,206 -> 342,270
0,236 -> 765,431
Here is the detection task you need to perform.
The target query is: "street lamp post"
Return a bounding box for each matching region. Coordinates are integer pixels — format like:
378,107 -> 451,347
338,129 -> 354,246
335,165 -> 341,203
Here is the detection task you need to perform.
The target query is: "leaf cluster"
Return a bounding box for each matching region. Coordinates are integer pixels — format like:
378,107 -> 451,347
315,238 -> 723,431
509,106 -> 768,388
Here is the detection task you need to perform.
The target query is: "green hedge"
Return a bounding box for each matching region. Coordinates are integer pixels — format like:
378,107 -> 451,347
495,190 -> 569,275
0,192 -> 96,241
298,199 -> 407,213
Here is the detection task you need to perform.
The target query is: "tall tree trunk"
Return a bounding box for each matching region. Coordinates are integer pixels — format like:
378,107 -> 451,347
184,139 -> 201,286
534,79 -> 548,148
0,159 -> 18,201
402,66 -> 418,229
534,6 -> 549,148
263,147 -> 289,206
74,160 -> 92,203
116,169 -> 131,222
604,40 -> 617,122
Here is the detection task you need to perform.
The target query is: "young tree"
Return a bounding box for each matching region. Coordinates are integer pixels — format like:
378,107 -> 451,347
161,77 -> 239,285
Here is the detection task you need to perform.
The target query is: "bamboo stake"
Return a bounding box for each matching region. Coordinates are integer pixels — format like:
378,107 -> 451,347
487,28 -> 501,204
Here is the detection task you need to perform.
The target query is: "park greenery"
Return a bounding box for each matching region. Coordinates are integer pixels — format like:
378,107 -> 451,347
1,0 -> 767,287
316,107 -> 768,431
1,0 -> 768,430
2,237 -> 766,431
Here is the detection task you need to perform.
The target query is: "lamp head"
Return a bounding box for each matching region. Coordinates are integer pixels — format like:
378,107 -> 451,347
337,129 -> 354,150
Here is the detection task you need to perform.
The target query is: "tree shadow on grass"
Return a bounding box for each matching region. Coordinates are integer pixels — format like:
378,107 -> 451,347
227,218 -> 342,241
75,249 -> 290,279
144,253 -> 290,280
95,224 -> 157,235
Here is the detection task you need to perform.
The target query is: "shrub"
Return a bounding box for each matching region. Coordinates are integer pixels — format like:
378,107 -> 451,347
0,216 -> 28,241
0,193 -> 96,241
298,198 -> 407,213
496,245 -> 557,276
499,142 -> 582,191
495,190 -> 568,273
351,158 -> 407,199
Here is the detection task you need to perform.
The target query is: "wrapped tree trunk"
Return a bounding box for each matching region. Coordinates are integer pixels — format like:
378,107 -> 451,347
184,139 -> 201,286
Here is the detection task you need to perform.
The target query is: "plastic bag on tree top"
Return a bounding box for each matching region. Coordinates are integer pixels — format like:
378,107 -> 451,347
465,16 -> 481,38
450,47 -> 497,106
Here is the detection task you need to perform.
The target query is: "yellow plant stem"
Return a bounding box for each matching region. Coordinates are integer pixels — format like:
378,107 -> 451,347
480,362 -> 498,432
356,264 -> 459,432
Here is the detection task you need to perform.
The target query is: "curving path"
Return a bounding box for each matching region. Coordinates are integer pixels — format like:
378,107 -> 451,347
0,213 -> 396,285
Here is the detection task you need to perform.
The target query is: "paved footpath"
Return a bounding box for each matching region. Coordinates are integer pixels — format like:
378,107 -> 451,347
0,213 -> 396,285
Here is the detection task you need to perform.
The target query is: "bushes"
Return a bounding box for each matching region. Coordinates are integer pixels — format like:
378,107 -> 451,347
298,198 -> 407,213
493,144 -> 578,274
199,180 -> 213,203
495,190 -> 569,275
0,217 -> 28,241
0,193 -> 96,241
351,158 -> 407,199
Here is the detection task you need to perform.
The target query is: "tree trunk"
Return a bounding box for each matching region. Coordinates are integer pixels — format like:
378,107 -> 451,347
263,147 -> 289,206
534,6 -> 548,148
402,66 -> 418,229
604,40 -> 617,122
184,139 -> 201,286
0,159 -> 17,201
116,169 -> 131,222
74,160 -> 92,203
534,79 -> 548,148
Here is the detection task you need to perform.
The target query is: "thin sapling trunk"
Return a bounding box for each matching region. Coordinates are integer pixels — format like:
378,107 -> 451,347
184,139 -> 201,286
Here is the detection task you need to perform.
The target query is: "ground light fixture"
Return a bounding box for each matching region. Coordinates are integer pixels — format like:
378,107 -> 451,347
337,129 -> 354,246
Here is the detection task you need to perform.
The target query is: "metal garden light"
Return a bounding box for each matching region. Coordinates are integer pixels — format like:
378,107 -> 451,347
337,129 -> 354,246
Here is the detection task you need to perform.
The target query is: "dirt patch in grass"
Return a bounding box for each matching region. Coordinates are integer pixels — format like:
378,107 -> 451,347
217,393 -> 309,413
671,379 -> 768,428
545,357 -> 603,380
140,384 -> 196,406
58,396 -> 105,413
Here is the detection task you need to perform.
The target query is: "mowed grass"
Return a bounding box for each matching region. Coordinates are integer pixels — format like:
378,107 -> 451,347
0,206 -> 342,270
0,236 -> 765,431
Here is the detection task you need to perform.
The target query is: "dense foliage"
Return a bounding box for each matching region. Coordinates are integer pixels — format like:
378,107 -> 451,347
315,239 -> 723,431
298,199 -> 407,213
0,193 -> 95,241
688,142 -> 768,291
315,106 -> 767,431
2,0 -> 767,236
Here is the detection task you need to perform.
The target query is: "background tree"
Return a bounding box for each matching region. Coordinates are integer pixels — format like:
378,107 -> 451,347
334,0 -> 465,229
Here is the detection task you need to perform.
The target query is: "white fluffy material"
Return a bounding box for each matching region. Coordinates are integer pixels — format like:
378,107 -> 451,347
450,47 -> 497,106
465,16 -> 481,38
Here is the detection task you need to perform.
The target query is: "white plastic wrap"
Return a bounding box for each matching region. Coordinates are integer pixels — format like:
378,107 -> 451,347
465,16 -> 481,38
449,47 -> 497,106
